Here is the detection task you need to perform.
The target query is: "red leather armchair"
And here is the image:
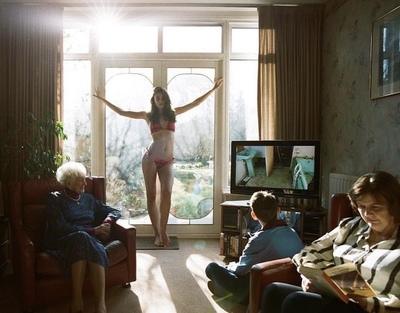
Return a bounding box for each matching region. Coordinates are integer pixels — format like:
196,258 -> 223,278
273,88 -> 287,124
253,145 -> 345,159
248,193 -> 355,313
7,176 -> 137,312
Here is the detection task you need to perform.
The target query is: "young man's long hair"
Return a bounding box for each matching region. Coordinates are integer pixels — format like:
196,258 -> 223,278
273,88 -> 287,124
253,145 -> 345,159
147,87 -> 176,123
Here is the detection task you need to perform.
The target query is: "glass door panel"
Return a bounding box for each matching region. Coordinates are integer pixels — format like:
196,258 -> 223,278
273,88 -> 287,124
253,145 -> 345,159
99,61 -> 220,235
104,67 -> 154,216
166,68 -> 216,225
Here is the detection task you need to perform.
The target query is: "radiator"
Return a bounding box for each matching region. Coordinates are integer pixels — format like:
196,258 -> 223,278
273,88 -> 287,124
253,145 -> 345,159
328,173 -> 359,199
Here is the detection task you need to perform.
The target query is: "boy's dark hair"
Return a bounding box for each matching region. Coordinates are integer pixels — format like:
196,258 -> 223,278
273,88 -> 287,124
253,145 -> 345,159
249,191 -> 279,223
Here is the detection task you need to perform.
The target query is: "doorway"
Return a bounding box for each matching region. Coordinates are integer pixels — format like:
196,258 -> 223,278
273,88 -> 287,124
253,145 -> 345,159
94,60 -> 222,236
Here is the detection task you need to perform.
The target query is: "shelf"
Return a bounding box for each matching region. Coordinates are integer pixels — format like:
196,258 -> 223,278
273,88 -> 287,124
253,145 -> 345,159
220,201 -> 251,258
220,200 -> 327,257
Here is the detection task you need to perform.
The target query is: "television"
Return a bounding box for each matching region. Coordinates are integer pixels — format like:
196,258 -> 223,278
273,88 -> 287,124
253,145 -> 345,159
230,140 -> 321,200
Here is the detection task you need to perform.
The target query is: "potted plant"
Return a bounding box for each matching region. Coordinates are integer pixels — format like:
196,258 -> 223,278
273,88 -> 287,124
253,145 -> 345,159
0,112 -> 69,182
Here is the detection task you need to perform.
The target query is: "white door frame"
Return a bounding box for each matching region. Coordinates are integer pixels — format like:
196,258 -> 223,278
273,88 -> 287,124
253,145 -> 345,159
92,59 -> 224,237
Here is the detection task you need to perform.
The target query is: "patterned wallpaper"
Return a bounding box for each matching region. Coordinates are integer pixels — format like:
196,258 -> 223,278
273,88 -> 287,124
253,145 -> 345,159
320,0 -> 400,207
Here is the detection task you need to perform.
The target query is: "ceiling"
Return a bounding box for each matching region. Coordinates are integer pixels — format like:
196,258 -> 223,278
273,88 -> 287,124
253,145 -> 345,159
0,0 -> 329,6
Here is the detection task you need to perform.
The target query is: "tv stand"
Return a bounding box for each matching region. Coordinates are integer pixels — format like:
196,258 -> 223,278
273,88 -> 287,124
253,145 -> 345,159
219,200 -> 326,258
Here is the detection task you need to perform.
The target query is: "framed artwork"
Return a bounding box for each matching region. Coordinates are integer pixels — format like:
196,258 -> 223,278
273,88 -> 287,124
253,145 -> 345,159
370,6 -> 400,99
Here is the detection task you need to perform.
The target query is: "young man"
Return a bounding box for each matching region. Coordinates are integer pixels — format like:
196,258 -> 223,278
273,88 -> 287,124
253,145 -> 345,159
205,191 -> 303,304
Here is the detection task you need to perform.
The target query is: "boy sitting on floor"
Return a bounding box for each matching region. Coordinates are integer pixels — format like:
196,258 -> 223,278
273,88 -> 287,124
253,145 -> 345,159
205,191 -> 303,304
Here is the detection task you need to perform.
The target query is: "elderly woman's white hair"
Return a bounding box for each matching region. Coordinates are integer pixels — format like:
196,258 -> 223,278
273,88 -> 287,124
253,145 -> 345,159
56,162 -> 87,187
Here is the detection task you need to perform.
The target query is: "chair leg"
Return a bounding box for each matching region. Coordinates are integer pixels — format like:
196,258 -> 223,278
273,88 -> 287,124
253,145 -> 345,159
122,282 -> 131,288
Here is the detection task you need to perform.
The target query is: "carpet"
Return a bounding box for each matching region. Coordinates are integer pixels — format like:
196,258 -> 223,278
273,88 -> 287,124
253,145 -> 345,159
1,239 -> 246,313
136,236 -> 179,250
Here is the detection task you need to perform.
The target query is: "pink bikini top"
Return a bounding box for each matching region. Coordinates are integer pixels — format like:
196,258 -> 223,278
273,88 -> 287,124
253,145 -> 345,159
150,121 -> 175,134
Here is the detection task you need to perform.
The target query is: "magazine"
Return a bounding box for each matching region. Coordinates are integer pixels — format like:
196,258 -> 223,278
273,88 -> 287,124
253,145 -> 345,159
299,262 -> 376,303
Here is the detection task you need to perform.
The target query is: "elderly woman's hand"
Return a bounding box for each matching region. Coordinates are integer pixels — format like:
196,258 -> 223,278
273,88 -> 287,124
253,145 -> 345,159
95,223 -> 111,242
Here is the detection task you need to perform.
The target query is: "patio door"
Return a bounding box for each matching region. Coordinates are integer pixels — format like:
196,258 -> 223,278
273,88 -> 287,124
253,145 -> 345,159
94,60 -> 222,236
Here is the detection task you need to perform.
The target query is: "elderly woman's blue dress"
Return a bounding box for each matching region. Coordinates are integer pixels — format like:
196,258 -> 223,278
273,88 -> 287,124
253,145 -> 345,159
44,191 -> 121,276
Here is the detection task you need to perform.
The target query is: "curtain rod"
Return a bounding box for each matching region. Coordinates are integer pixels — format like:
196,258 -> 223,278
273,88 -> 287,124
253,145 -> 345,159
0,2 -> 308,8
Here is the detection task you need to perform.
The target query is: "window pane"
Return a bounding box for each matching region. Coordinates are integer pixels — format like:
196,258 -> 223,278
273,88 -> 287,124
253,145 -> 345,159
232,28 -> 258,54
63,61 -> 92,170
98,26 -> 158,53
64,29 -> 89,53
168,68 -> 215,223
163,26 -> 222,53
104,68 -> 154,212
103,67 -> 215,225
229,60 -> 258,142
228,60 -> 258,188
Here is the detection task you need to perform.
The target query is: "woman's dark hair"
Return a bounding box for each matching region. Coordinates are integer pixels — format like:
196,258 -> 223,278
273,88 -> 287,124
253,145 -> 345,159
147,87 -> 176,123
348,171 -> 400,223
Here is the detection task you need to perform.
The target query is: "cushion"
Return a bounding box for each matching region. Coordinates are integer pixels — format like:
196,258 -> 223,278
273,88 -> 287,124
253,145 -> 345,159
36,252 -> 63,276
106,240 -> 127,267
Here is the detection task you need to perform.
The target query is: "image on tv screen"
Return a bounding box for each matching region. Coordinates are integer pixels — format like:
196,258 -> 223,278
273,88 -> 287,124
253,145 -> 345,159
234,145 -> 316,193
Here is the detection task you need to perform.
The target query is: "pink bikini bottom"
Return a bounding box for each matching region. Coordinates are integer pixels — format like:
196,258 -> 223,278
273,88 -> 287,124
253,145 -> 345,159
144,148 -> 174,169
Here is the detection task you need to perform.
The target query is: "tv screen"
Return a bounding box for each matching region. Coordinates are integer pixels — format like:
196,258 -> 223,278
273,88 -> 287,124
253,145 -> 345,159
230,140 -> 321,199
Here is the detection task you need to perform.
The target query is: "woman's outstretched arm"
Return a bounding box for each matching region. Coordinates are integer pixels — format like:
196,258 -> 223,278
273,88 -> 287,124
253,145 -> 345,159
93,87 -> 147,120
175,77 -> 223,115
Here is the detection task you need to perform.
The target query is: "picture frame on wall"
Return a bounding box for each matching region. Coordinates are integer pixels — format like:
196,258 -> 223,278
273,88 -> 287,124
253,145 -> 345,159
370,6 -> 400,99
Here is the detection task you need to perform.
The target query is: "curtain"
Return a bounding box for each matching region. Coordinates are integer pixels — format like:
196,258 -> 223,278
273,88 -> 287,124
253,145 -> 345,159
0,4 -> 63,182
258,5 -> 323,140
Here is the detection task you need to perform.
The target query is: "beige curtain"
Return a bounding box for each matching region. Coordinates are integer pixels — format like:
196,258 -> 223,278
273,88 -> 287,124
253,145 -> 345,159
0,4 -> 63,182
258,5 -> 323,140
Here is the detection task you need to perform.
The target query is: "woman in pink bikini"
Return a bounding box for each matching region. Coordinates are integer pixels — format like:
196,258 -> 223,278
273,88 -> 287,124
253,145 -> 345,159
94,78 -> 223,247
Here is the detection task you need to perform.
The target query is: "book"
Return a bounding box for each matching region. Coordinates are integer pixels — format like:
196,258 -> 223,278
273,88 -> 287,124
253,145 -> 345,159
299,263 -> 376,303
219,233 -> 226,255
219,233 -> 240,257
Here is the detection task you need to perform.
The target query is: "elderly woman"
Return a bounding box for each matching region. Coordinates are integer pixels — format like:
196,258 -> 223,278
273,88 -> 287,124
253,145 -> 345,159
260,171 -> 400,313
44,162 -> 121,313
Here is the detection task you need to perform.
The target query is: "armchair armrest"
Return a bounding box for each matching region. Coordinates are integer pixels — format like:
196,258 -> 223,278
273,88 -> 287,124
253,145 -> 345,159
7,181 -> 37,306
249,258 -> 301,313
112,219 -> 136,282
12,232 -> 37,306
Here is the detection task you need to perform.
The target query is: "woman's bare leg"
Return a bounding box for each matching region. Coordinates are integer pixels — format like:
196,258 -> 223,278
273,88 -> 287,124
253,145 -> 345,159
142,156 -> 162,245
88,262 -> 106,313
158,162 -> 174,247
70,260 -> 87,313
